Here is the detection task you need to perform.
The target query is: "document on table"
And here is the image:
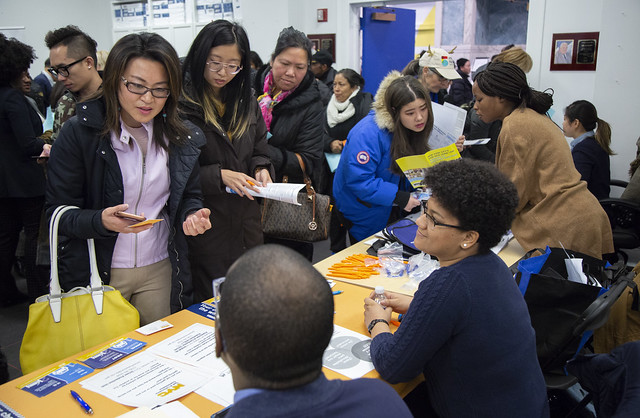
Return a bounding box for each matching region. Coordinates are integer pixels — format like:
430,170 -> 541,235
146,323 -> 236,407
79,351 -> 211,408
322,325 -> 375,379
145,323 -> 223,372
226,183 -> 305,205
81,324 -> 234,408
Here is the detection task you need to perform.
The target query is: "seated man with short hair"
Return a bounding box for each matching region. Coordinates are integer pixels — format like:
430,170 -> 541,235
216,244 -> 412,417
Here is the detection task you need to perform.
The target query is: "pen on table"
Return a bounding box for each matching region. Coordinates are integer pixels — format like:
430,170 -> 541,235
70,390 -> 94,415
332,290 -> 343,295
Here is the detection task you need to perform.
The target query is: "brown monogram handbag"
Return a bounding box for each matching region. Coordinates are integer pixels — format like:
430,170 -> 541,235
261,154 -> 331,242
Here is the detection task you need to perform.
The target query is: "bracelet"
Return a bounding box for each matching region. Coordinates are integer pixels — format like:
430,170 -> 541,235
367,318 -> 389,334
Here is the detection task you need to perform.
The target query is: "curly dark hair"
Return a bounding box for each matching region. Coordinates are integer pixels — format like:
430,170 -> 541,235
423,159 -> 519,253
45,25 -> 97,64
0,34 -> 36,87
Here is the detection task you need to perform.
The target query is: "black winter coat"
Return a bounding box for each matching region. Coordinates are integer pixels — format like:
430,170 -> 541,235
180,95 -> 273,302
0,87 -> 46,198
449,70 -> 473,106
323,91 -> 374,151
254,66 -> 325,185
45,98 -> 205,312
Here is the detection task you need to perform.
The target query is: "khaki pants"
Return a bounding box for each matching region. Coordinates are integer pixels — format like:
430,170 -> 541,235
110,258 -> 172,326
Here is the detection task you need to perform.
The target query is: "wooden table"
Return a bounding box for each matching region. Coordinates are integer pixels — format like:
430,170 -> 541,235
0,280 -> 418,417
315,235 -> 526,295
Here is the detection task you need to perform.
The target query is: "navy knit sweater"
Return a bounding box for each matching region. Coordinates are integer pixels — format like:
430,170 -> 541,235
370,252 -> 549,417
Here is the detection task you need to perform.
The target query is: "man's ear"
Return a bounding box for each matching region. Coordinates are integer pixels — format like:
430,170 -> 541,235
86,56 -> 95,70
215,326 -> 224,358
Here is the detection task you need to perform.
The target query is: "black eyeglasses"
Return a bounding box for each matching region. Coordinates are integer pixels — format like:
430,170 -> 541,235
212,277 -> 226,322
206,60 -> 242,75
47,56 -> 88,78
121,77 -> 171,98
421,201 -> 465,230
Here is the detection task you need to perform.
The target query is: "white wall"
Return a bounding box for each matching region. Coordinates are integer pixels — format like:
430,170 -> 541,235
238,0 -> 290,64
0,0 -> 112,77
526,0 -> 639,182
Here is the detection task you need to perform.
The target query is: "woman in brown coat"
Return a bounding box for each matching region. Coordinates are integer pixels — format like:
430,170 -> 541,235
473,62 -> 613,259
181,21 -> 273,302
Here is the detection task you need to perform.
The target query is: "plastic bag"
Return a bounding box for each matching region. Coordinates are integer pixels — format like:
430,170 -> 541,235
377,242 -> 406,277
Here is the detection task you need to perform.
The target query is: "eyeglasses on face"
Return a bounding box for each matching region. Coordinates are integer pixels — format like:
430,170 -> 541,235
121,77 -> 171,98
421,201 -> 465,230
47,56 -> 88,77
206,60 -> 242,75
212,277 -> 226,321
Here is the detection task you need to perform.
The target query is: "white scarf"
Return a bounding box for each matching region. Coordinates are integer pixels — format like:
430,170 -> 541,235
326,88 -> 359,128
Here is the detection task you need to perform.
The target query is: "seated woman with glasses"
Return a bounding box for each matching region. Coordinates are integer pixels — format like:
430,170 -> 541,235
46,32 -> 211,325
363,159 -> 548,417
180,20 -> 273,302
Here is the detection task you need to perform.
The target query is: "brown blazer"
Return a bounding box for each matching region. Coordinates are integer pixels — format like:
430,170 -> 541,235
496,108 -> 613,259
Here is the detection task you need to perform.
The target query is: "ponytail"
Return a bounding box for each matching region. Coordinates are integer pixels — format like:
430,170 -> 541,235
595,118 -> 614,155
565,100 -> 614,155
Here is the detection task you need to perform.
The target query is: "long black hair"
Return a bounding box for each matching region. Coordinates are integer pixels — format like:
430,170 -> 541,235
183,20 -> 252,140
474,62 -> 553,115
385,76 -> 434,174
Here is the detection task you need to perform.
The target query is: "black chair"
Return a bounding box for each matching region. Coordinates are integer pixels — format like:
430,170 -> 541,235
543,271 -> 635,389
600,179 -> 640,264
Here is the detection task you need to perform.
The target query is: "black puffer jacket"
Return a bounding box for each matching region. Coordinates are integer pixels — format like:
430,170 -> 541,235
45,98 -> 205,312
179,90 -> 274,302
254,66 -> 324,185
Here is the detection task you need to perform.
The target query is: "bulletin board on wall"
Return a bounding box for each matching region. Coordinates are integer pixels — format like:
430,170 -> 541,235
550,32 -> 599,71
308,33 -> 336,60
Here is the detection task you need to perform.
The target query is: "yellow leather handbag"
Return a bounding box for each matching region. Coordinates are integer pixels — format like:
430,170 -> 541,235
19,206 -> 140,374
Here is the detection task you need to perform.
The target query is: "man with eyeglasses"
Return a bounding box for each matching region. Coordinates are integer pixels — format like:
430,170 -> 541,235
417,47 -> 461,104
45,25 -> 102,141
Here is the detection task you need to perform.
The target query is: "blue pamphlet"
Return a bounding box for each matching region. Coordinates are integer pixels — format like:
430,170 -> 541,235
187,302 -> 216,321
19,362 -> 93,398
78,337 -> 146,369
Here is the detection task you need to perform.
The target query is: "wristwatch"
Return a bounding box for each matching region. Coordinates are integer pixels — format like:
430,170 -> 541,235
367,318 -> 389,334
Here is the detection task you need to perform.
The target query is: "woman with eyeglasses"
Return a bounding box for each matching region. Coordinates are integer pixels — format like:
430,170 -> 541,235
253,26 -> 325,261
180,20 -> 273,302
46,33 -> 211,325
363,159 -> 548,417
0,34 -> 51,305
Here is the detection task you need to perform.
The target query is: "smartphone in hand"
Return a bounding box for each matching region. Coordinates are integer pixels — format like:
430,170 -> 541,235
115,211 -> 146,222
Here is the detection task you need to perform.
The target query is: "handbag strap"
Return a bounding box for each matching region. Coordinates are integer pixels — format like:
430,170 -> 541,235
49,205 -> 104,322
294,153 -> 317,226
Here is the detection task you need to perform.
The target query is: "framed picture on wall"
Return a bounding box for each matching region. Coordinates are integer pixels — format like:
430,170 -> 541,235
307,33 -> 336,59
550,32 -> 599,71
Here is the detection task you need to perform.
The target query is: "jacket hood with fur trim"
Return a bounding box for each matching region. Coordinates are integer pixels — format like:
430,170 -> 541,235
373,70 -> 403,132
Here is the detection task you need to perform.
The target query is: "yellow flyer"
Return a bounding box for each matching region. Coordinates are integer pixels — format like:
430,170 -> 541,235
396,143 -> 461,188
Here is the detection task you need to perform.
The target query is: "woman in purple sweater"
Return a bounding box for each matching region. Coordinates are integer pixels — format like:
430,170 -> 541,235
364,159 -> 549,417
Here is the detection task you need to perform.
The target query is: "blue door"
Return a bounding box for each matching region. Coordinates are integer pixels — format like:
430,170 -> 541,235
361,7 -> 416,95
